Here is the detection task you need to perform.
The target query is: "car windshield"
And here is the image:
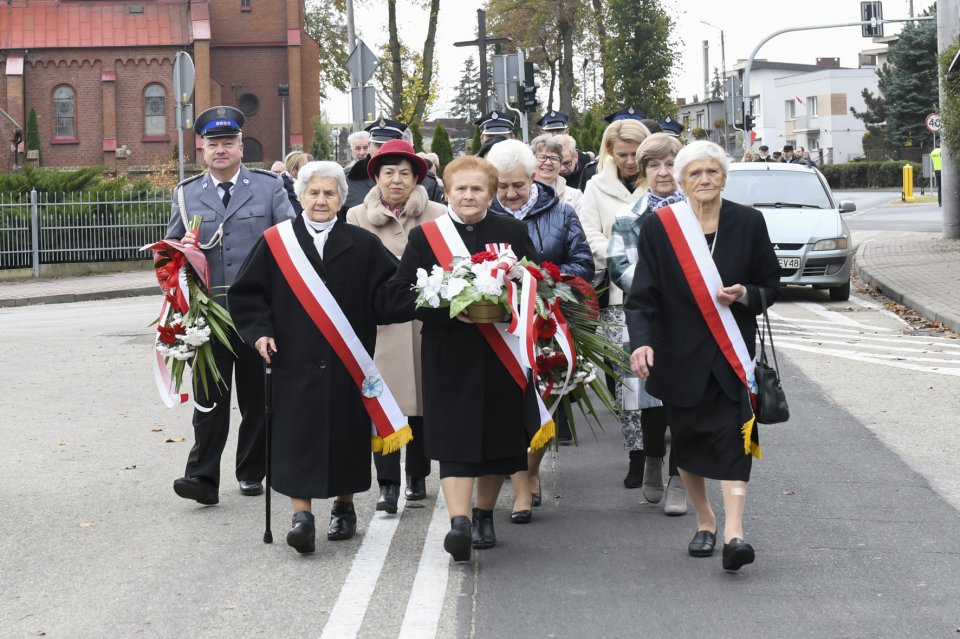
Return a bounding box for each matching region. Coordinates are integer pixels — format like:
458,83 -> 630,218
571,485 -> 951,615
722,170 -> 834,210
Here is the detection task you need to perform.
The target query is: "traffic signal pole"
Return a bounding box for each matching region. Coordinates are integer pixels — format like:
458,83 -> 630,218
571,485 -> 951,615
740,17 -> 934,157
938,0 -> 960,239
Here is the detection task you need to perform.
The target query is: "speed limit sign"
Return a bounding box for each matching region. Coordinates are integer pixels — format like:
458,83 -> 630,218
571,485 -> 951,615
925,113 -> 942,133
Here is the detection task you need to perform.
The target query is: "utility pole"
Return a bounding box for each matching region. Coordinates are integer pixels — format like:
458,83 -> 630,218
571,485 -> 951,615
346,0 -> 357,130
938,0 -> 960,238
454,10 -> 511,115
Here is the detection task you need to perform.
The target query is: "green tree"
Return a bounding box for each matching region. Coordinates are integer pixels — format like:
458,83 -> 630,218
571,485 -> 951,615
26,107 -> 41,165
310,114 -> 332,161
450,56 -> 481,122
430,123 -> 453,171
410,120 -> 424,152
374,42 -> 440,124
469,127 -> 482,155
600,0 -> 679,119
568,108 -> 605,154
304,1 -> 350,99
851,4 -> 938,150
385,0 -> 441,123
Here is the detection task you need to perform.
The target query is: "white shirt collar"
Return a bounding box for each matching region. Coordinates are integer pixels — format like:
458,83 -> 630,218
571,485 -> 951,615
212,168 -> 241,190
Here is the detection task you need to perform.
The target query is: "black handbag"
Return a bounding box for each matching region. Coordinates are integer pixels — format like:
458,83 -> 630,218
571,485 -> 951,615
754,289 -> 789,424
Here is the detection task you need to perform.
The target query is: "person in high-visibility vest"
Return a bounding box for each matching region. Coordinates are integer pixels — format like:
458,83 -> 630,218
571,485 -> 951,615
931,147 -> 942,206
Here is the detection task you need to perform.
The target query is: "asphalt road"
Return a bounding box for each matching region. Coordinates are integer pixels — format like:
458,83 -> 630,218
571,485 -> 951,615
837,189 -> 944,237
2,294 -> 960,638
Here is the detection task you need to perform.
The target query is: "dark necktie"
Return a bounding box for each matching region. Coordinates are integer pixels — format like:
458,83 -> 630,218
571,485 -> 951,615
220,181 -> 233,209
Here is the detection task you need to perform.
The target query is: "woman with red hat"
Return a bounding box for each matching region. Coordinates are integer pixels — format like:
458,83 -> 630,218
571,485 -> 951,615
346,139 -> 446,513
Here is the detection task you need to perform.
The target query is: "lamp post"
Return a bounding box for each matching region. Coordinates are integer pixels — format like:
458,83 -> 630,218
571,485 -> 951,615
700,20 -> 729,154
330,128 -> 341,163
278,83 -> 289,159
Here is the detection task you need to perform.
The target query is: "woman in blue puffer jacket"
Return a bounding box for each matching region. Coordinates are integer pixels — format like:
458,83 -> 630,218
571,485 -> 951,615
486,139 -> 594,523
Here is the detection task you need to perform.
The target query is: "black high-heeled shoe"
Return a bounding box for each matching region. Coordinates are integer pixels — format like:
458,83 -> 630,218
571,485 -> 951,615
688,528 -> 716,557
530,477 -> 542,508
510,509 -> 532,524
722,538 -> 755,571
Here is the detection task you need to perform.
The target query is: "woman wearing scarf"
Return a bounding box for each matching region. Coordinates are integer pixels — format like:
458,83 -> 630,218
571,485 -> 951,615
607,133 -> 686,513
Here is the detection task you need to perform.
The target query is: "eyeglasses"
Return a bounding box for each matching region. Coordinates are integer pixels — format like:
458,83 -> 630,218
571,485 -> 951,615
535,154 -> 562,165
560,159 -> 575,169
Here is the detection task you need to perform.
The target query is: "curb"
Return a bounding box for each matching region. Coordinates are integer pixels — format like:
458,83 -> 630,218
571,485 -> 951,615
855,242 -> 960,333
0,287 -> 156,308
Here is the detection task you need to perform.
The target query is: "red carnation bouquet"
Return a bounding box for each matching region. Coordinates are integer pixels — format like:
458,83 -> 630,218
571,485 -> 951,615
142,217 -> 236,406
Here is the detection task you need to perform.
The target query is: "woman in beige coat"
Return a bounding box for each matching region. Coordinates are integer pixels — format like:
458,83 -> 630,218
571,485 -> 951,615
346,139 -> 445,513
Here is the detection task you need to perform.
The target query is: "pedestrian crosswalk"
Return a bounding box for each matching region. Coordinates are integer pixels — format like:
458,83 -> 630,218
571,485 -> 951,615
767,294 -> 960,377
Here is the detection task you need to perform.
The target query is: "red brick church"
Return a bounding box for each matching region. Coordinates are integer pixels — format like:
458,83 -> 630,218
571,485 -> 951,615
0,0 -> 321,171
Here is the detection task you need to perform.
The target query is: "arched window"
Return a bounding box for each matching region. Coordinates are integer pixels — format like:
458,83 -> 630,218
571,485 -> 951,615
54,85 -> 76,138
144,84 -> 166,136
242,137 -> 263,163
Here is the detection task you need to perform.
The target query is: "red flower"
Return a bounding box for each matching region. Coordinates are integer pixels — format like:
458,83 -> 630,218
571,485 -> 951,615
524,265 -> 545,281
471,250 -> 499,264
158,323 -> 184,345
534,314 -> 557,339
541,261 -> 563,282
562,275 -> 600,320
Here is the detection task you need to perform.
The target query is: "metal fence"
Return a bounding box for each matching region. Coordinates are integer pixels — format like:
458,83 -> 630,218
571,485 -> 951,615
0,189 -> 172,275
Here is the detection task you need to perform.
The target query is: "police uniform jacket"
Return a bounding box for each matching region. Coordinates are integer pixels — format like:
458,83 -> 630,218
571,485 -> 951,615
165,165 -> 296,298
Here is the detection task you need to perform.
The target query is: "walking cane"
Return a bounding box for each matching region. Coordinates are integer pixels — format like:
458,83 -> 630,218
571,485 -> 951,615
263,351 -> 274,544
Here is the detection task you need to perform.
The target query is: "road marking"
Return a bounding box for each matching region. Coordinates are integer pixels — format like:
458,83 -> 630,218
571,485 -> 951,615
777,335 -> 960,360
777,341 -> 960,375
319,491 -> 407,639
398,490 -> 451,639
795,301 -> 866,327
772,328 -> 960,351
848,294 -> 913,328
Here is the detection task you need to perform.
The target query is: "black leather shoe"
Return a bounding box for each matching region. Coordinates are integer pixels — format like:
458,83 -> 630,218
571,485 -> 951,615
722,538 -> 755,571
327,501 -> 357,541
471,508 -> 496,549
173,477 -> 218,505
688,528 -> 717,557
623,450 -> 644,489
377,483 -> 400,514
443,516 -> 472,562
239,480 -> 263,496
531,477 -> 542,508
510,509 -> 532,524
405,475 -> 426,501
286,511 -> 316,554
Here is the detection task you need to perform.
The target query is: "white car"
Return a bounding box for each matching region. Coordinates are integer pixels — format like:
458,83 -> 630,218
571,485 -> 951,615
723,162 -> 855,301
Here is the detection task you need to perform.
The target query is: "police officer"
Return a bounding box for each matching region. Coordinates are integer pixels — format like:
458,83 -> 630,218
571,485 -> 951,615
474,110 -> 518,155
537,111 -> 594,191
345,117 -> 444,208
166,105 -> 296,505
577,106 -> 649,188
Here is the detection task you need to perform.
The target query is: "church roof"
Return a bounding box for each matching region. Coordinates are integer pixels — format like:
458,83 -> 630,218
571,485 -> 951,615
0,2 -> 191,49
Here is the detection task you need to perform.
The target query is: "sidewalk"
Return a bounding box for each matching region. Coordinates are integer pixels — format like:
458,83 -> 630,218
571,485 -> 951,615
0,270 -> 157,307
855,233 -> 960,333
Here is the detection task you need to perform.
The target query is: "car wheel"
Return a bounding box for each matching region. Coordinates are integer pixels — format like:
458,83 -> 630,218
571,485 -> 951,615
829,280 -> 851,301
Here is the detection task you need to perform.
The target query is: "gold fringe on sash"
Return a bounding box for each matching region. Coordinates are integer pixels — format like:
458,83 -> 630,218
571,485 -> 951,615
371,424 -> 413,454
740,416 -> 762,460
529,419 -> 556,452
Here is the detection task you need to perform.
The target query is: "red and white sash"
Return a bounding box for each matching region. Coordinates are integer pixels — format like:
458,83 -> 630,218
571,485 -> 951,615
421,214 -> 556,450
656,201 -> 760,458
264,220 -> 411,454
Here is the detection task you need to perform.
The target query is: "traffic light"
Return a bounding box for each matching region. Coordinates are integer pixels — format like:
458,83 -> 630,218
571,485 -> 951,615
521,61 -> 540,113
861,1 -> 883,38
743,113 -> 755,132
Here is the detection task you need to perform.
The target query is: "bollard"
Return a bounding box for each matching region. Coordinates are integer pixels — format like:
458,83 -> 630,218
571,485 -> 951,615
903,164 -> 915,203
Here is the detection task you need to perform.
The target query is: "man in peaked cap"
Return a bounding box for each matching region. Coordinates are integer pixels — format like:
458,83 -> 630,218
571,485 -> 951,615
165,105 -> 296,506
344,117 -> 444,208
658,117 -> 684,138
536,111 -> 570,134
475,109 -> 518,146
604,105 -> 647,124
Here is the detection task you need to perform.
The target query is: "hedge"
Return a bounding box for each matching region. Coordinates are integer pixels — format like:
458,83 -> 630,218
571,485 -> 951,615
818,161 -> 923,189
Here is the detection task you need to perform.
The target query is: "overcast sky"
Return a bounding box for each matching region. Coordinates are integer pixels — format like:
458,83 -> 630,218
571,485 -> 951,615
325,0 -> 919,124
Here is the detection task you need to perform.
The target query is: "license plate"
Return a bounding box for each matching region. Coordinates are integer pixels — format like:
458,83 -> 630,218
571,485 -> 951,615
778,258 -> 800,269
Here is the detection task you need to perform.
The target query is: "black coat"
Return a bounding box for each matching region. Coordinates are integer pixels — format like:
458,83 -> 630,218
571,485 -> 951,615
345,157 -> 446,209
281,172 -> 303,214
624,200 -> 781,407
228,215 -> 399,498
489,181 -> 594,282
381,213 -> 540,463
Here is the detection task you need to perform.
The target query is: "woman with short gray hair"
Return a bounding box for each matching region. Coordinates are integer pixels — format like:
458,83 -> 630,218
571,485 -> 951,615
530,134 -> 584,215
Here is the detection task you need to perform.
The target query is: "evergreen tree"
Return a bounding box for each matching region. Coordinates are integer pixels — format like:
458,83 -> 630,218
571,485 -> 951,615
469,127 -> 482,155
411,121 -> 424,152
569,109 -> 605,155
26,107 -> 41,165
711,68 -> 723,100
450,57 -> 481,122
600,0 -> 678,119
430,123 -> 453,171
851,4 -> 938,150
310,115 -> 332,161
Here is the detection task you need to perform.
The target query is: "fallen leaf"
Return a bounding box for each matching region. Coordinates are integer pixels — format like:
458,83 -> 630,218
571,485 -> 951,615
57,442 -> 65,446
79,521 -> 95,528
151,427 -> 164,432
783,490 -> 795,496
163,437 -> 185,443
123,465 -> 137,470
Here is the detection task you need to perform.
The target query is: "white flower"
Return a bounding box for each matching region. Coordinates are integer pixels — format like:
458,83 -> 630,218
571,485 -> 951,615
473,270 -> 503,296
444,277 -> 470,299
181,324 -> 212,347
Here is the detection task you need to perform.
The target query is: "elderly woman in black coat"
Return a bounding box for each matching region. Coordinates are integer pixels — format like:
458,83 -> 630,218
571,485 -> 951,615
382,155 -> 542,562
485,138 -> 594,522
229,161 -> 400,555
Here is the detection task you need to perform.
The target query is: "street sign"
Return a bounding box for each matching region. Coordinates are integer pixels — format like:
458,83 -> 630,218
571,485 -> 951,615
860,1 -> 884,37
172,51 -> 195,104
346,40 -> 379,86
350,85 -> 377,125
925,113 -> 942,133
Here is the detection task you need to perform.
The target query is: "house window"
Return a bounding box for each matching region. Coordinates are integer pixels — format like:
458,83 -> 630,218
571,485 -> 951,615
242,137 -> 263,162
241,0 -> 252,10
696,113 -> 705,129
749,95 -> 761,116
784,99 -> 795,121
54,85 -> 76,138
807,96 -> 818,116
144,84 -> 166,136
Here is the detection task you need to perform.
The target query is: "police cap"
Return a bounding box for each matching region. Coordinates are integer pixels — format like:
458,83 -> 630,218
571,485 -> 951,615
475,110 -> 518,135
659,117 -> 684,138
365,117 -> 407,144
195,105 -> 245,138
536,111 -> 569,131
604,106 -> 647,124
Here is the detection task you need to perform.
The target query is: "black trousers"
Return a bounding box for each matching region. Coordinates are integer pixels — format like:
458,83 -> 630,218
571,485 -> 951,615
640,406 -> 678,477
184,330 -> 265,489
374,416 -> 431,486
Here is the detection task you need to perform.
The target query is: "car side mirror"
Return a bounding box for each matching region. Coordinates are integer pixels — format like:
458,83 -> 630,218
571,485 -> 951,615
838,201 -> 856,213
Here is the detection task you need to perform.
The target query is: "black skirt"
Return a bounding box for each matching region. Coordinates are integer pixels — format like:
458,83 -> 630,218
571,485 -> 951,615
439,454 -> 528,479
666,374 -> 754,482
